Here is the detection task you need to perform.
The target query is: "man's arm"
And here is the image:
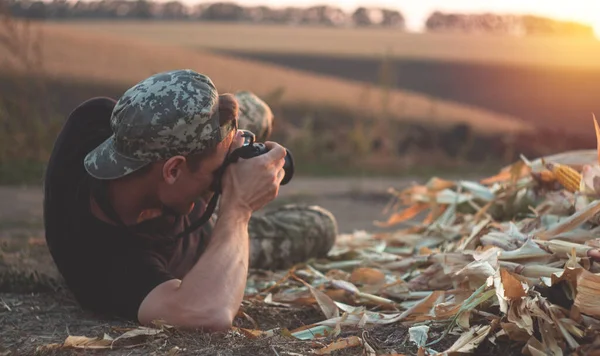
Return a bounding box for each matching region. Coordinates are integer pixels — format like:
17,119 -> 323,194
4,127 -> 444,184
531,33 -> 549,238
138,140 -> 287,331
137,202 -> 251,331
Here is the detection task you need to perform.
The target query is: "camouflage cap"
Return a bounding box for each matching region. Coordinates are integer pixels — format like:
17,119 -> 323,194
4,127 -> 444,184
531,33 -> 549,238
84,69 -> 235,180
235,91 -> 273,142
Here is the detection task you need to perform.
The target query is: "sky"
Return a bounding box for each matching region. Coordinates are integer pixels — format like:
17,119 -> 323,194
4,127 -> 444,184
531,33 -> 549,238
193,0 -> 600,35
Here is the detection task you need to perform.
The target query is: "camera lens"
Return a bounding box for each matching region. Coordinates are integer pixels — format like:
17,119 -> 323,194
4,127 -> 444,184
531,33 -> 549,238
281,149 -> 294,185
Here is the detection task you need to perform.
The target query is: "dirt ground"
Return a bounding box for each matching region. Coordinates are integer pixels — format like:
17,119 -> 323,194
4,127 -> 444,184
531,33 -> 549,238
0,174 -> 527,356
2,176 -> 458,355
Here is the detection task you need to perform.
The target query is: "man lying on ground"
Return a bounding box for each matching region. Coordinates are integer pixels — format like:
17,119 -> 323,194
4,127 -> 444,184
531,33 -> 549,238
43,69 -> 336,331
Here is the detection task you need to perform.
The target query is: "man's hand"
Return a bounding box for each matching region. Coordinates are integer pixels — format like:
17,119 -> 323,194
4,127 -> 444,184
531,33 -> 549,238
220,131 -> 287,215
137,133 -> 287,331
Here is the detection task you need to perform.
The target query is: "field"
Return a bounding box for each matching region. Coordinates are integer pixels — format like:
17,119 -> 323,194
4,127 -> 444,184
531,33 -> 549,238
4,18 -> 600,356
1,22 -> 532,135
43,21 -> 600,138
45,21 -> 600,68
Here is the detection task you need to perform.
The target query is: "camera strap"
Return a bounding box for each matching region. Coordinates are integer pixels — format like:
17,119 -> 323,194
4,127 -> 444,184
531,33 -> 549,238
173,191 -> 221,240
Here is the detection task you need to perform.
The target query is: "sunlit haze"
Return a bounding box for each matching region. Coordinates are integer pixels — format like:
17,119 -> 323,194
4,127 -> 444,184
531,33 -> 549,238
191,0 -> 600,37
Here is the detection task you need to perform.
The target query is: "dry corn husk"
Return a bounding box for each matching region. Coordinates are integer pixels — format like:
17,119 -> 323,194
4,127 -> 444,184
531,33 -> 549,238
233,117 -> 600,355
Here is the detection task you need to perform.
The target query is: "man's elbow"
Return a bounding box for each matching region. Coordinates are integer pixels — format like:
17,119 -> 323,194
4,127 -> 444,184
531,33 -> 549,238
140,303 -> 234,332
138,283 -> 236,332
177,309 -> 234,332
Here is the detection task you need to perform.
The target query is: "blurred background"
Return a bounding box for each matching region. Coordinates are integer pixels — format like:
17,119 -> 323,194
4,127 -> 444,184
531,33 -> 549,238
0,0 -> 600,232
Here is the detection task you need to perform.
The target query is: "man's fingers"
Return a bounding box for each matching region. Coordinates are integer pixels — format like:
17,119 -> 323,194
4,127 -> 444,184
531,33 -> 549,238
264,141 -> 286,160
276,168 -> 285,184
274,156 -> 286,170
229,130 -> 245,151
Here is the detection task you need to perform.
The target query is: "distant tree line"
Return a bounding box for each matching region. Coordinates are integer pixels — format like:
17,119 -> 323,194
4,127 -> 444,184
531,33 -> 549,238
426,11 -> 595,38
2,0 -> 406,28
1,0 -> 595,37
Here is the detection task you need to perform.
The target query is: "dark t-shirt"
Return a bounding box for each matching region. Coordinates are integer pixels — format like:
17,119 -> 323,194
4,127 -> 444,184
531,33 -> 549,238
43,97 -> 213,321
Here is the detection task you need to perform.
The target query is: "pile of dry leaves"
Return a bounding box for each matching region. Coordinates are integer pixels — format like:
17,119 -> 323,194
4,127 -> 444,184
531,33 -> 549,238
37,118 -> 600,355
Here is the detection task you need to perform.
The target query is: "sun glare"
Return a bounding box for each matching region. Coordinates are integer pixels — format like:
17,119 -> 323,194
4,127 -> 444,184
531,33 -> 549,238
594,24 -> 600,39
522,2 -> 600,40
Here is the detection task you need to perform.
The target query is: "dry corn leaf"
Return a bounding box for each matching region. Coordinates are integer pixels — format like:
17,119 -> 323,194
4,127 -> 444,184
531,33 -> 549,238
375,203 -> 430,227
498,239 -> 552,263
294,277 -> 339,319
500,261 -> 563,280
501,269 -> 528,299
536,200 -> 600,240
574,269 -> 600,319
263,293 -> 291,307
409,325 -> 430,348
507,299 -> 534,335
426,177 -> 457,191
349,267 -> 386,285
330,279 -> 396,307
489,268 -> 528,315
234,120 -> 600,355
290,325 -> 333,340
455,260 -> 497,289
459,180 -> 495,201
480,160 -> 530,185
312,302 -> 405,327
546,306 -> 580,350
364,339 -> 377,356
38,334 -> 114,351
66,334 -> 113,349
234,327 -> 277,339
527,150 -> 598,174
522,336 -> 549,356
535,239 -> 593,258
538,318 -> 563,356
501,322 -> 531,342
456,311 -> 471,329
443,324 -> 492,353
398,291 -> 445,322
111,326 -> 163,344
313,336 -> 363,355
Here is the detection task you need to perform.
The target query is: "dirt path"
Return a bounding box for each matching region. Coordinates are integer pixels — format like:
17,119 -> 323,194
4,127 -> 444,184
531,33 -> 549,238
0,176 -> 423,235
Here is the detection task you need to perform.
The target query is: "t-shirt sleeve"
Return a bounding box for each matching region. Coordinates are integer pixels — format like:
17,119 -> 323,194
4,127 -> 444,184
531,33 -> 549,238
67,247 -> 176,321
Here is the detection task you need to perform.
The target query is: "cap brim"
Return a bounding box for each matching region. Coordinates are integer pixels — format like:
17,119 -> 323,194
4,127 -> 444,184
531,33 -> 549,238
84,136 -> 150,180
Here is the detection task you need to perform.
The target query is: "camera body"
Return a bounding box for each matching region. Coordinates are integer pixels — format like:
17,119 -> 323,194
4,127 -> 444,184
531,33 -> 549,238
227,130 -> 294,186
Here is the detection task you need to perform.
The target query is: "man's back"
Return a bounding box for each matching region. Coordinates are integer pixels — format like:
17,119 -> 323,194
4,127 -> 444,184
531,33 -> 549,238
43,97 -> 211,320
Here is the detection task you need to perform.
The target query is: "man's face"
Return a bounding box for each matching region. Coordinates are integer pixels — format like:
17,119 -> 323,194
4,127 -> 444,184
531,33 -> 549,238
156,130 -> 236,215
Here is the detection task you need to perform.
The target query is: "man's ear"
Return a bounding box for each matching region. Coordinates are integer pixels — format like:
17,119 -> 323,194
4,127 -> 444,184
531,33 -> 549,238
162,156 -> 186,184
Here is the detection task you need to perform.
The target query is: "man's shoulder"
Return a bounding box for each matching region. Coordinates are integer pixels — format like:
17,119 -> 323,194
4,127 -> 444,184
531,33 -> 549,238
43,98 -> 117,252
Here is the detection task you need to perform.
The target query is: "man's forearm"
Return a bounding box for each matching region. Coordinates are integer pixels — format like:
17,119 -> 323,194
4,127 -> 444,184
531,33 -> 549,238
177,205 -> 251,326
138,202 -> 251,330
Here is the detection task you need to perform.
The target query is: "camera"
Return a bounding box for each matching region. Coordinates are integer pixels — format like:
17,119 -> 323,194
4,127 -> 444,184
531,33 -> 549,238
180,129 -> 294,237
227,129 -> 294,185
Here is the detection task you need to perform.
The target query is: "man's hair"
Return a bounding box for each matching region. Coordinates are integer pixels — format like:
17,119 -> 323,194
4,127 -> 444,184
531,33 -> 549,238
186,93 -> 238,172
